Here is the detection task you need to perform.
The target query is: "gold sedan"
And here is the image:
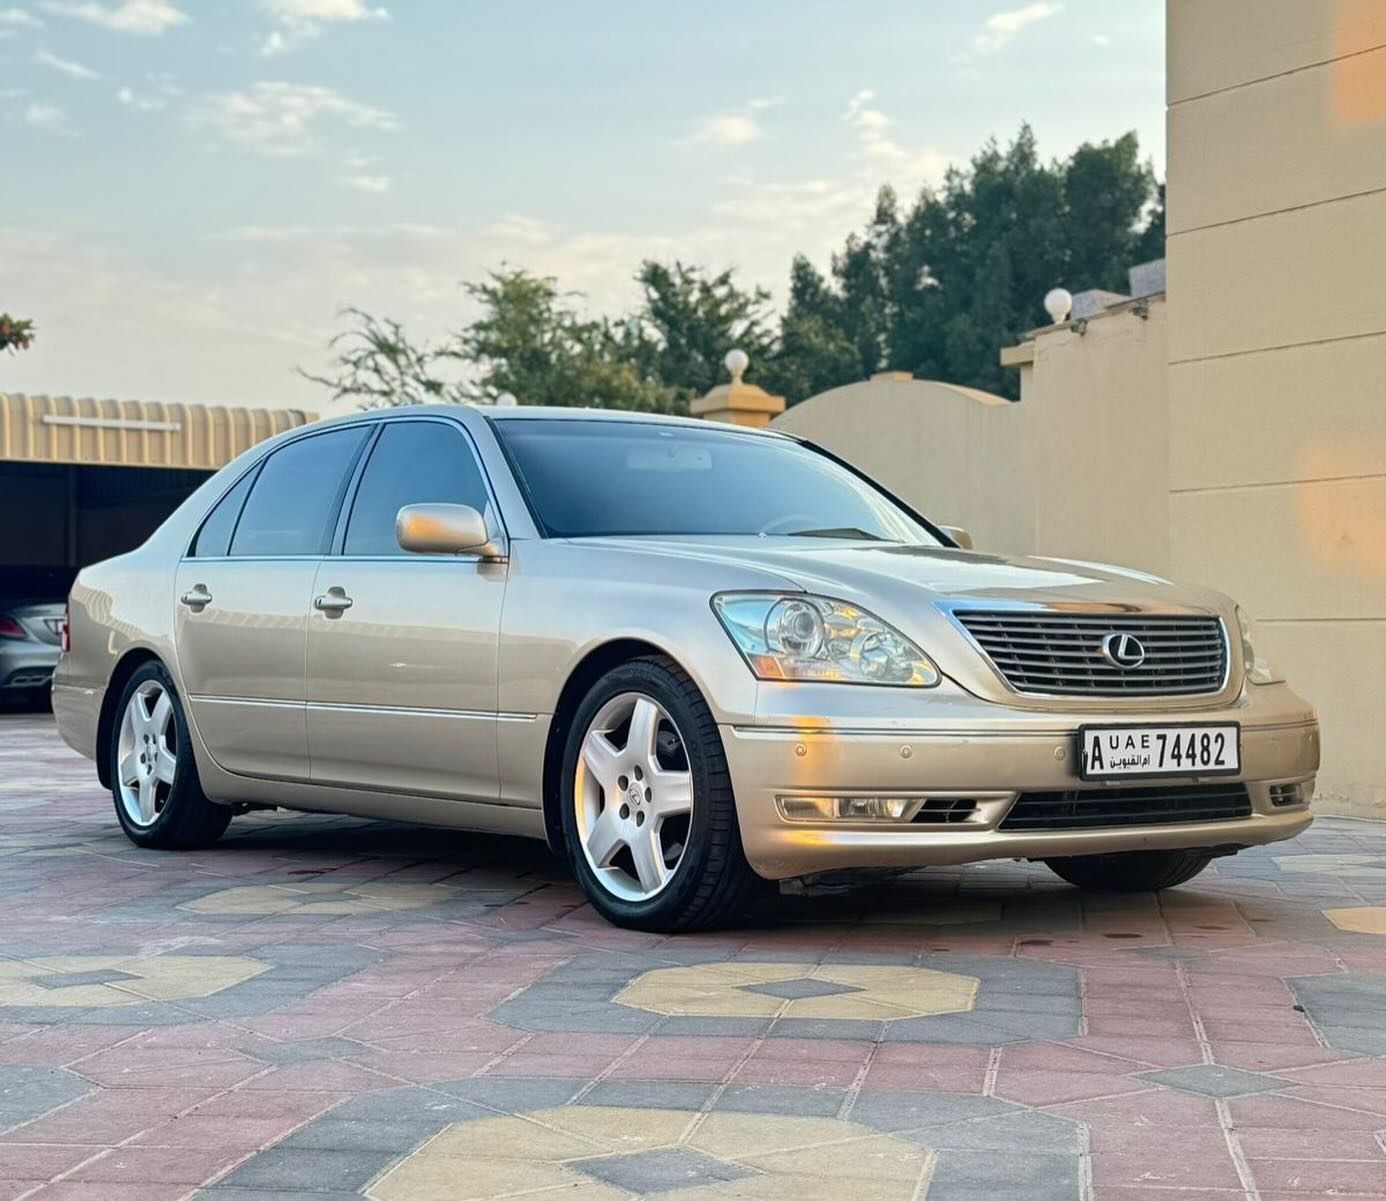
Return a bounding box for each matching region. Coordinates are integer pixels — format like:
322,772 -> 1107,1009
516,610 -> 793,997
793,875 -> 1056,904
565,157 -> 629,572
53,406 -> 1319,930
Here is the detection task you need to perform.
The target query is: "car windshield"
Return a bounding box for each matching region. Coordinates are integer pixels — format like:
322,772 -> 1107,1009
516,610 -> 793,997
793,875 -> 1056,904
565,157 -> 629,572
491,418 -> 941,544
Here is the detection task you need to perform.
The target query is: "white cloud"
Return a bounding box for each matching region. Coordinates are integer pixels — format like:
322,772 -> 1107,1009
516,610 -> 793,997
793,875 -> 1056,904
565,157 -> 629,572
35,47 -> 100,78
260,0 -> 388,56
971,3 -> 1062,55
341,172 -> 390,193
842,89 -> 949,181
117,83 -> 163,110
191,81 -> 399,158
23,100 -> 68,129
1091,33 -> 1110,47
693,112 -> 761,147
40,1 -> 187,34
0,6 -> 43,27
484,214 -> 556,246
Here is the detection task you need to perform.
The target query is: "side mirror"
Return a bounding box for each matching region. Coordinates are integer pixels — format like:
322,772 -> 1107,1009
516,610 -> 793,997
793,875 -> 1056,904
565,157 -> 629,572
396,503 -> 507,560
940,525 -> 974,550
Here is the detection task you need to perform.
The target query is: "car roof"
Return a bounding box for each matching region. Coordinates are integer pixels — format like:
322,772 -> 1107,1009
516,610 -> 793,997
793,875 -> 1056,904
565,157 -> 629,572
329,403 -> 789,438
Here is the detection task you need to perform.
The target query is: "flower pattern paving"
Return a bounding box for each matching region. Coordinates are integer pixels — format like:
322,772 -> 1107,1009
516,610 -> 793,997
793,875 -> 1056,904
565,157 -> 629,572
1,712 -> 1385,1200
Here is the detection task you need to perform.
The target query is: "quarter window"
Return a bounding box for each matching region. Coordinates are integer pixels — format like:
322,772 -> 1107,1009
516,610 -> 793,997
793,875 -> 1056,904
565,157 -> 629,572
189,467 -> 256,558
344,421 -> 492,556
229,427 -> 368,557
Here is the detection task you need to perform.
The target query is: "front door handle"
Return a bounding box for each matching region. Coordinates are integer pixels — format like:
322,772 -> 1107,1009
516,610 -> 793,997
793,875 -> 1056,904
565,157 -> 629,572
180,585 -> 212,610
313,589 -> 354,617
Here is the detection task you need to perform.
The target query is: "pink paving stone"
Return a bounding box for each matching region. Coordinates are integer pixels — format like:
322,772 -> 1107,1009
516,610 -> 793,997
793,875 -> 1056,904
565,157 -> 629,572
993,1068 -> 1152,1107
1091,1147 -> 1245,1192
130,1114 -> 311,1149
1051,1087 -> 1221,1128
1227,1094 -> 1386,1131
184,1090 -> 347,1121
1277,1057 -> 1386,1087
0,1143 -> 102,1181
0,1088 -> 223,1146
607,1052 -> 736,1083
485,1052 -> 625,1078
21,1184 -> 191,1201
999,1042 -> 1146,1075
1249,1158 -> 1386,1194
352,1050 -> 499,1083
1070,1036 -> 1207,1067
731,1057 -> 863,1088
63,1144 -> 247,1185
1237,1127 -> 1386,1161
1209,1041 -> 1350,1071
1284,1085 -> 1386,1117
745,1039 -> 873,1064
231,1061 -> 394,1092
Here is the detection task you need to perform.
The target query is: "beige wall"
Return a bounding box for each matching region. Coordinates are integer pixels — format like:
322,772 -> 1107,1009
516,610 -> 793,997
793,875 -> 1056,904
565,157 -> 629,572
770,377 -> 1035,556
1167,0 -> 1386,818
772,305 -> 1170,578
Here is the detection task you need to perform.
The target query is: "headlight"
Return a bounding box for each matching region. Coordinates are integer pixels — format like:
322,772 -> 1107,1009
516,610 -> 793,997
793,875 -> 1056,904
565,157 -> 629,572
1236,607 -> 1282,684
713,593 -> 941,686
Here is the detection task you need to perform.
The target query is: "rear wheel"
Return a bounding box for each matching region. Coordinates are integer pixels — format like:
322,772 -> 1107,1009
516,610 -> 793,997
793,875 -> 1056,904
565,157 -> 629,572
560,656 -> 762,932
110,662 -> 231,849
1044,848 -> 1214,892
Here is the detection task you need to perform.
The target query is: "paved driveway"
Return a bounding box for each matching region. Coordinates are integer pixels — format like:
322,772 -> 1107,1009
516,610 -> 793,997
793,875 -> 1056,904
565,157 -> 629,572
2,712 -> 1385,1200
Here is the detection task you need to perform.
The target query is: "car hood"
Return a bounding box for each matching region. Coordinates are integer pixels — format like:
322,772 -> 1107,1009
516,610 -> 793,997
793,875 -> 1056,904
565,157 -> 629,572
583,536 -> 1226,613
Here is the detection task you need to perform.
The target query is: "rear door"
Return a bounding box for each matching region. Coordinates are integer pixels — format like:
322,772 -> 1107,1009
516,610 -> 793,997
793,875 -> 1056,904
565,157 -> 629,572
174,425 -> 369,781
305,417 -> 507,800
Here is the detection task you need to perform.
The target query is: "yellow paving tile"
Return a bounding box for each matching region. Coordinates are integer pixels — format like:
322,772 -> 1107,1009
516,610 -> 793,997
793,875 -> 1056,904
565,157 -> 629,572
1323,906 -> 1386,934
425,1115 -> 605,1162
537,1106 -> 694,1154
688,1113 -> 875,1160
0,955 -> 269,1008
741,1137 -> 932,1182
367,1153 -> 572,1200
181,880 -> 459,916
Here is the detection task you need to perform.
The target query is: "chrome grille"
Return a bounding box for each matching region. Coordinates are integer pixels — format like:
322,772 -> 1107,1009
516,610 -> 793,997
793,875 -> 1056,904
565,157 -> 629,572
953,610 -> 1228,696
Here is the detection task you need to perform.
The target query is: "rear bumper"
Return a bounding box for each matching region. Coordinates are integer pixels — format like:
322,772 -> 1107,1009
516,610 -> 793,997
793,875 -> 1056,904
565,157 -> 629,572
0,644 -> 60,691
722,682 -> 1319,880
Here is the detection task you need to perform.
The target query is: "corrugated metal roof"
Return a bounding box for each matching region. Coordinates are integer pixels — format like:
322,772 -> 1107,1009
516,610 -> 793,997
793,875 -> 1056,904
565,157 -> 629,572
0,394 -> 316,469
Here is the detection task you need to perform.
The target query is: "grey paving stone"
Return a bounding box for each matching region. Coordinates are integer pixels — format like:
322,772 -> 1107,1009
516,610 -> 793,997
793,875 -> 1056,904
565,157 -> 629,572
576,1147 -> 747,1193
31,969 -> 136,989
848,1090 -> 1014,1133
914,1110 -> 1080,1154
713,1084 -> 846,1117
281,1117 -> 441,1152
1292,972 -> 1386,1056
211,1147 -> 386,1193
741,978 -> 864,1001
0,1064 -> 92,1130
928,1149 -> 1081,1201
1140,1064 -> 1287,1097
437,1076 -> 581,1112
247,1038 -> 367,1064
580,1080 -> 718,1111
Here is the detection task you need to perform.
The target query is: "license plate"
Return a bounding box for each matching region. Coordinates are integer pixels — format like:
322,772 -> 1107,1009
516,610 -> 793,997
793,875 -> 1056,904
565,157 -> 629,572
1078,724 -> 1240,780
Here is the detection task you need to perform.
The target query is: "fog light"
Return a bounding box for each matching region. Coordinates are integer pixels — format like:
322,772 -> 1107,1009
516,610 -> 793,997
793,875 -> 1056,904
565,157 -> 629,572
778,796 -> 914,822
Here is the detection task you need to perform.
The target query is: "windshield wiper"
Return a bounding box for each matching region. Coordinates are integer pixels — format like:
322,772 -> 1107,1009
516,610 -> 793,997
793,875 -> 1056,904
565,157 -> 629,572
782,526 -> 887,541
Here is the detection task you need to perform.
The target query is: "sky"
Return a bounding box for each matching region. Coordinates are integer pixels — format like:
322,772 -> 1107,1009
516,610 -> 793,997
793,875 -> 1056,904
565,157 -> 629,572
0,0 -> 1165,411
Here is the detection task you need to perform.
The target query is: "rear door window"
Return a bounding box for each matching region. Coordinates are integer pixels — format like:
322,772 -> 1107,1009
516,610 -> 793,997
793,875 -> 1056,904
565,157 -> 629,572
230,427 -> 369,557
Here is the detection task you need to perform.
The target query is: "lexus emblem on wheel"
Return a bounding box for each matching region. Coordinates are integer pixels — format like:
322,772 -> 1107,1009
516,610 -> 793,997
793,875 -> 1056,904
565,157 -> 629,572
1100,632 -> 1147,669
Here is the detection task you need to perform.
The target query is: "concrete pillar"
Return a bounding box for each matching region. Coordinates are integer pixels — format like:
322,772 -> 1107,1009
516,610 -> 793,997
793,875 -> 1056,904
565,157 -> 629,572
690,350 -> 785,429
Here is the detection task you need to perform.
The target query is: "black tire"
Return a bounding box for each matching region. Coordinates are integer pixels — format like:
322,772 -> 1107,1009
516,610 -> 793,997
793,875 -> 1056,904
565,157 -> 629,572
109,662 -> 232,849
1044,848 -> 1214,892
560,655 -> 763,932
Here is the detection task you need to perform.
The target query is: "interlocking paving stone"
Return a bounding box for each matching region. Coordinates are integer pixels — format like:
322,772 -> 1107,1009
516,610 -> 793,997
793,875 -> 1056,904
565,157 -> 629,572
1139,1064 -> 1289,1097
740,978 -> 865,1000
7,713 -> 1386,1199
575,1146 -> 749,1193
0,1064 -> 93,1130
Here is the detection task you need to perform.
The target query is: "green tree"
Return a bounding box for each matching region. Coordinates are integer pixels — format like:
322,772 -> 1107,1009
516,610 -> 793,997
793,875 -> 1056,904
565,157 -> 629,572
630,261 -> 775,408
307,269 -> 678,413
0,313 -> 35,354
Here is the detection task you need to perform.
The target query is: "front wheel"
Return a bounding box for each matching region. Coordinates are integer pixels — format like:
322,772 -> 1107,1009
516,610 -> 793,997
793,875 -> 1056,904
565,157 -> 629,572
560,656 -> 762,932
1044,848 -> 1214,892
110,662 -> 232,849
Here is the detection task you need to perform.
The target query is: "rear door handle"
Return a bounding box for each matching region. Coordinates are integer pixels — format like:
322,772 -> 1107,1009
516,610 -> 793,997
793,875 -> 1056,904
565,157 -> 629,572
313,590 -> 354,616
180,585 -> 212,610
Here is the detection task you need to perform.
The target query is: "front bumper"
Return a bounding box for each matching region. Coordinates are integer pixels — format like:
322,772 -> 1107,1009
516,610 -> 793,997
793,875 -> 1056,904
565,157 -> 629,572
722,681 -> 1319,880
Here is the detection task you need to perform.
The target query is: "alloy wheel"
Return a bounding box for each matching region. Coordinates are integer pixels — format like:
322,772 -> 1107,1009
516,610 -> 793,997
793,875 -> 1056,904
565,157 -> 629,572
573,691 -> 694,901
116,679 -> 178,828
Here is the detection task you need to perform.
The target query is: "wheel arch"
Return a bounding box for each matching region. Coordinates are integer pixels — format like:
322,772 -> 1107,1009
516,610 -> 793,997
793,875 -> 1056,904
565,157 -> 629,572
95,647 -> 164,789
540,637 -> 693,855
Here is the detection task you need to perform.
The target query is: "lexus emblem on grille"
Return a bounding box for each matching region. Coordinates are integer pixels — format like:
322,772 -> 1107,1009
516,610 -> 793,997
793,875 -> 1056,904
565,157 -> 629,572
1100,632 -> 1146,670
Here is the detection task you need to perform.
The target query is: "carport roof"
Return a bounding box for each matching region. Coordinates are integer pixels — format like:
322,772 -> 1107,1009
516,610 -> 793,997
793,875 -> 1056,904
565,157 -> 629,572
0,393 -> 316,470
